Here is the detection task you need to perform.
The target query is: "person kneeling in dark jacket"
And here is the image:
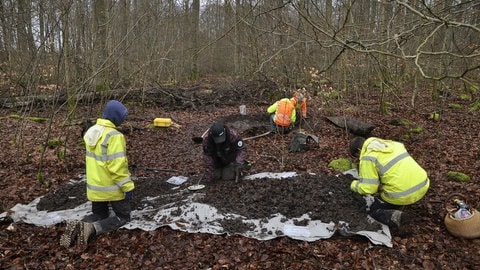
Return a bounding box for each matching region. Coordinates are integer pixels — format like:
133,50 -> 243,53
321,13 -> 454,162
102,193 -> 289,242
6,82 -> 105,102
203,122 -> 247,182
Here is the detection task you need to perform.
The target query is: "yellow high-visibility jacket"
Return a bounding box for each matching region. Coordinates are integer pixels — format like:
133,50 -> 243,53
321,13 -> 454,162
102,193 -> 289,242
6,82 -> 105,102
83,118 -> 134,202
267,98 -> 297,126
350,137 -> 429,205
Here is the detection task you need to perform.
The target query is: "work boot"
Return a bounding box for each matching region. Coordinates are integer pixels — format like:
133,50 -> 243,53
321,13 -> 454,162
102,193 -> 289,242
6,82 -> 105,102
389,210 -> 414,237
390,210 -> 406,227
77,221 -> 96,247
60,220 -> 80,248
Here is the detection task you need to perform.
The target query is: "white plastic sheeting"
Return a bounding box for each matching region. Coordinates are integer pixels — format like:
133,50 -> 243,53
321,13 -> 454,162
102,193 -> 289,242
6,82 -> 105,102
1,172 -> 392,247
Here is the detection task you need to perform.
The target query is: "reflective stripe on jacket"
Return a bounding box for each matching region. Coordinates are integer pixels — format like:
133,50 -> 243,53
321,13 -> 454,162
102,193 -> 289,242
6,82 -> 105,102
267,98 -> 296,126
84,118 -> 134,202
350,137 -> 429,205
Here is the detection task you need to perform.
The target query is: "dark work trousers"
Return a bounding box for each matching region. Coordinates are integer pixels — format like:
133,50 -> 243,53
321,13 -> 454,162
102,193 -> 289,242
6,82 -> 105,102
82,199 -> 131,234
213,163 -> 237,181
269,114 -> 293,135
368,197 -> 403,226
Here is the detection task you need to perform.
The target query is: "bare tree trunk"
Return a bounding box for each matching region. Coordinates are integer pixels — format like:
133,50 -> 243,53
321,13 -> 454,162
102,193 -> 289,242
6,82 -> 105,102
0,0 -> 13,61
233,0 -> 240,74
326,0 -> 332,23
93,0 -> 109,92
191,0 -> 200,79
118,0 -> 130,77
37,0 -> 45,54
61,1 -> 73,109
17,0 -> 36,54
46,1 -> 57,53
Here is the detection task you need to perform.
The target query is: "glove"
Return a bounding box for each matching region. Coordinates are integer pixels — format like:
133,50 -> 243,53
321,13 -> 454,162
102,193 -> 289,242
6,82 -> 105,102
125,190 -> 134,200
234,163 -> 244,173
233,163 -> 244,182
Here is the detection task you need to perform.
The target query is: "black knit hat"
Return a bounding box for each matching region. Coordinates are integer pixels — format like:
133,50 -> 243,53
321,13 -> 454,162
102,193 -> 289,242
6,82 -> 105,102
349,137 -> 365,157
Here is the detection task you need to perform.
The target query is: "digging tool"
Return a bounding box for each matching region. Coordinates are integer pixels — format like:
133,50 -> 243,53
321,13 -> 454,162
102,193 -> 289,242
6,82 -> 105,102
234,164 -> 241,183
302,117 -> 315,132
244,131 -> 271,141
187,174 -> 205,191
129,165 -> 179,173
144,167 -> 179,173
192,128 -> 210,144
192,130 -> 271,144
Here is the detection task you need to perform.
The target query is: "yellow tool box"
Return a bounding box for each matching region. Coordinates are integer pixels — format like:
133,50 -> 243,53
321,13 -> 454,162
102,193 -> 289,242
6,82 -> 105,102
153,117 -> 172,127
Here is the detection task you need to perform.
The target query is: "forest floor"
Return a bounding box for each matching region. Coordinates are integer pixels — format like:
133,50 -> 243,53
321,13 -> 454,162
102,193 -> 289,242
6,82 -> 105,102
1,77 -> 480,269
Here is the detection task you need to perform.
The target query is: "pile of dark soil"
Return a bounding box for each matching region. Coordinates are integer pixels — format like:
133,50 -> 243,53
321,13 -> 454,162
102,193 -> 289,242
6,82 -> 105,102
37,172 -> 380,234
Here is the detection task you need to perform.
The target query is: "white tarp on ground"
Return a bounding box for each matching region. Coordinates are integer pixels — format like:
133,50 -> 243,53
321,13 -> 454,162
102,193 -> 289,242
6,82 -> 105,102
1,172 -> 392,247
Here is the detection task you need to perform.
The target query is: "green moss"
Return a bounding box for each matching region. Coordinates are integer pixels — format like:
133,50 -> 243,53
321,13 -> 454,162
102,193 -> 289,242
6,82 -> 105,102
9,114 -> 48,122
328,158 -> 355,171
428,113 -> 440,121
319,79 -> 330,84
469,99 -> 480,112
408,126 -> 424,134
57,148 -> 65,160
37,171 -> 44,184
324,90 -> 341,99
460,94 -> 471,101
399,119 -> 410,125
344,106 -> 354,112
28,117 -> 48,123
95,83 -> 110,92
448,103 -> 462,109
47,138 -> 62,148
467,85 -> 479,94
446,171 -> 470,182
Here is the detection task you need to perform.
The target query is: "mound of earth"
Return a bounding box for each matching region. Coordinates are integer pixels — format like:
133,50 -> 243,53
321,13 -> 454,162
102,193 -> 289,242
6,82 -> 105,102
37,173 -> 380,234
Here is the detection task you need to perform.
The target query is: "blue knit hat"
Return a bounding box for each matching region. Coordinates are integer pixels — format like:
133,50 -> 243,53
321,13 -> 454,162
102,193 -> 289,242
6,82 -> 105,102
102,100 -> 128,126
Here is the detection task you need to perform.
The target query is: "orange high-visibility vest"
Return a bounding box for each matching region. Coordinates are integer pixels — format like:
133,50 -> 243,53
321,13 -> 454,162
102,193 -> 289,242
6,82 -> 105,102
274,99 -> 295,126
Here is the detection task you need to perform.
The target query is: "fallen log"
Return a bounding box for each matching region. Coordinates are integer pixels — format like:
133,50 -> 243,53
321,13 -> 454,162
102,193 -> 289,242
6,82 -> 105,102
326,116 -> 375,137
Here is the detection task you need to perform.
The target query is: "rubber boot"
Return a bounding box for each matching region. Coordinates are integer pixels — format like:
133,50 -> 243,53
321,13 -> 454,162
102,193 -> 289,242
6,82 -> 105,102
370,209 -> 406,227
60,220 -> 80,248
77,221 -> 96,247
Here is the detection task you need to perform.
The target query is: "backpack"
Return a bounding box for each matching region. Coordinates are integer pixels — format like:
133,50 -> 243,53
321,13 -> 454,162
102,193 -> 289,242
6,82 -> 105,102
289,132 -> 318,152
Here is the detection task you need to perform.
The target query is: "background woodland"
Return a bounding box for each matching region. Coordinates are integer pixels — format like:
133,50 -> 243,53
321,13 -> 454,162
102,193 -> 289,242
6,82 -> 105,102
1,1 -> 479,96
1,2 -> 480,268
0,0 -> 479,180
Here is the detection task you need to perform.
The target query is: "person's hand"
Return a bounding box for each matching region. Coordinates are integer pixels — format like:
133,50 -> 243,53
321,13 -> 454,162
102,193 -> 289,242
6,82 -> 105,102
125,190 -> 134,200
233,163 -> 243,182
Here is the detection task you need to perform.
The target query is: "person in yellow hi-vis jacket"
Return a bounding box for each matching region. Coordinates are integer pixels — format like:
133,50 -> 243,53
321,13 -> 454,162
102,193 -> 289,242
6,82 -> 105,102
349,136 -> 430,228
60,100 -> 135,248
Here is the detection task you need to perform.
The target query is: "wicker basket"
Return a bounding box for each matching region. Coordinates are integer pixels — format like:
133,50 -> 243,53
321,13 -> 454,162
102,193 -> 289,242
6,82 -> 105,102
443,193 -> 480,239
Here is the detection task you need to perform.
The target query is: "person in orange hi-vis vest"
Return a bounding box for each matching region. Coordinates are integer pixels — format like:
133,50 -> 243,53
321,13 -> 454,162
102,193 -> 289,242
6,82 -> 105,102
267,92 -> 306,134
